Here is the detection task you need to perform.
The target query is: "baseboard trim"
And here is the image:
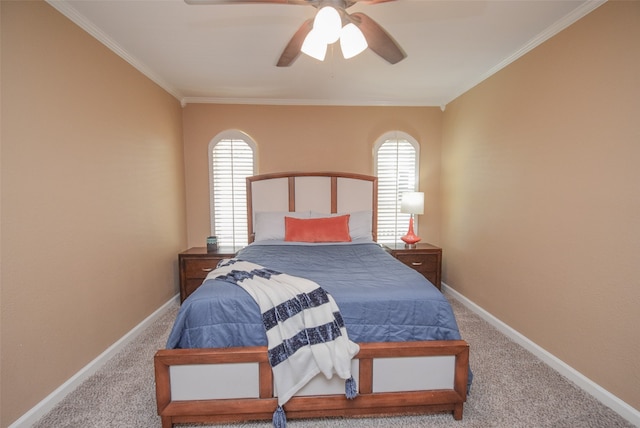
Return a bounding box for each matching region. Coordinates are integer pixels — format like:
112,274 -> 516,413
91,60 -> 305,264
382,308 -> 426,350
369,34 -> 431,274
8,294 -> 180,428
443,283 -> 640,427
11,287 -> 639,427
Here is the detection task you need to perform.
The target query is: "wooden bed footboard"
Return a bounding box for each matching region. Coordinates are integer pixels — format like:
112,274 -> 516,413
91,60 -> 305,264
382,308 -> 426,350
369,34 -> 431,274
154,340 -> 469,427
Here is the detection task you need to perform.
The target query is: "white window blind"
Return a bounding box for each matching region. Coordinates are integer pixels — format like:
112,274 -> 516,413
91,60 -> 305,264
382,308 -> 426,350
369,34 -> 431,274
375,136 -> 419,244
211,138 -> 255,247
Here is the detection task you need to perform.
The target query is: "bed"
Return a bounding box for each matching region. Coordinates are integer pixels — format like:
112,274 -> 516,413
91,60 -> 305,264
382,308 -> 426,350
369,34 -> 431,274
154,171 -> 470,427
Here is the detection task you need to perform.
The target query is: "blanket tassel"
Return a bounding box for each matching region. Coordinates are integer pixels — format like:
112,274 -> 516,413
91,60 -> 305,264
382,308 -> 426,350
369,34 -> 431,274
345,375 -> 358,399
273,405 -> 286,428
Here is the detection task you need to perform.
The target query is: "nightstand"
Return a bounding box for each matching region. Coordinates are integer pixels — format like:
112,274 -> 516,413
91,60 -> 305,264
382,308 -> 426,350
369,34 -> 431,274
384,242 -> 442,290
178,246 -> 241,303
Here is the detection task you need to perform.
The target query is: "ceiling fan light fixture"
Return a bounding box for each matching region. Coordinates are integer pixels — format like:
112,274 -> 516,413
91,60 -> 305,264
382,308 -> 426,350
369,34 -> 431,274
340,23 -> 367,59
301,29 -> 328,61
313,6 -> 342,44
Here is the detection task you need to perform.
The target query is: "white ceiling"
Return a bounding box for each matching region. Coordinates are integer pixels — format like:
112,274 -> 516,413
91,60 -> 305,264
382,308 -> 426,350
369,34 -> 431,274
48,0 -> 604,107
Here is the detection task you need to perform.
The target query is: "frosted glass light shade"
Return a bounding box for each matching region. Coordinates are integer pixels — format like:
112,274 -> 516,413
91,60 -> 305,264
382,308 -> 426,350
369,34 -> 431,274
340,23 -> 367,59
301,29 -> 328,61
313,6 -> 342,44
400,192 -> 424,215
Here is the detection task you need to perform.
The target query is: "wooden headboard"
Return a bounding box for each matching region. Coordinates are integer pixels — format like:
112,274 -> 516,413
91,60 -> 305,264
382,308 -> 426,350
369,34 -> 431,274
246,172 -> 378,243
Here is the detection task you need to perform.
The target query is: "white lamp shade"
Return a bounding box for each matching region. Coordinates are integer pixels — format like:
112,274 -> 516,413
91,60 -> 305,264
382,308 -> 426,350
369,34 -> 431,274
301,29 -> 328,61
313,6 -> 342,44
400,191 -> 424,215
340,23 -> 367,59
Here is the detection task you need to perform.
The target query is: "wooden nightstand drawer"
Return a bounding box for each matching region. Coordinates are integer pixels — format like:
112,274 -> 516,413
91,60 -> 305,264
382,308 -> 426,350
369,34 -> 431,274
178,246 -> 241,303
395,253 -> 438,273
384,243 -> 442,290
184,259 -> 222,279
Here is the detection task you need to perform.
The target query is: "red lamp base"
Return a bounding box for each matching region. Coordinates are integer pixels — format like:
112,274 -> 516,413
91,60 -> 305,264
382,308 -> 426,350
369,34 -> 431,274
401,217 -> 421,248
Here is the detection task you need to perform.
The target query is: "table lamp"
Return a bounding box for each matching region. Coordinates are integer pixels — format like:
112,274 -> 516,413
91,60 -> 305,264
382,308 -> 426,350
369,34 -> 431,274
400,191 -> 424,248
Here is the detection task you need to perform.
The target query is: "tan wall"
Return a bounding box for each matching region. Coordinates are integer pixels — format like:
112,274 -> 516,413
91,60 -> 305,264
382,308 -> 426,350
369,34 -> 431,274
3,0 -> 638,425
0,2 -> 187,426
441,1 -> 640,410
182,104 -> 443,248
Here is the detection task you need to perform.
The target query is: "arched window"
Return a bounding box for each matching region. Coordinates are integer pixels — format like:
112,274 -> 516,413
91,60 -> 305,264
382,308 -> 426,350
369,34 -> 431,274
209,130 -> 257,247
374,131 -> 420,244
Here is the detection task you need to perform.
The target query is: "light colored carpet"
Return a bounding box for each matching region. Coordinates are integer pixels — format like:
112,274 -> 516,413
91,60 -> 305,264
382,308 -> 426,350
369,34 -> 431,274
34,296 -> 633,428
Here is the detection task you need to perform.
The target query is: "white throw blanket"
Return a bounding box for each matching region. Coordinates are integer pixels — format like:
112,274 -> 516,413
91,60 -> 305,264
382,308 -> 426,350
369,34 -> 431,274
207,259 -> 359,416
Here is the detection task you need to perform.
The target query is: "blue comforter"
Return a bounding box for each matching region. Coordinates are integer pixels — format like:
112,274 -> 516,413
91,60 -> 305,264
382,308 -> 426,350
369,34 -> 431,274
167,242 -> 464,349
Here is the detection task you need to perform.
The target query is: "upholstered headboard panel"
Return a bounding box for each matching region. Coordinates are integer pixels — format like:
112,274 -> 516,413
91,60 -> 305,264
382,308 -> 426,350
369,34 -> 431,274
246,172 -> 378,242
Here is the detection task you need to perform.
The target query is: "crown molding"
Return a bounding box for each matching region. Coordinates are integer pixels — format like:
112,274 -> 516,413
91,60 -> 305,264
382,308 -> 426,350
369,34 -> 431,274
180,96 -> 437,107
445,0 -> 608,105
46,0 -> 607,108
45,0 -> 183,101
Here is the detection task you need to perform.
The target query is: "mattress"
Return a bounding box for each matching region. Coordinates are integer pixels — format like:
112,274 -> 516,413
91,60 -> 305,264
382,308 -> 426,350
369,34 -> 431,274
166,242 -> 464,350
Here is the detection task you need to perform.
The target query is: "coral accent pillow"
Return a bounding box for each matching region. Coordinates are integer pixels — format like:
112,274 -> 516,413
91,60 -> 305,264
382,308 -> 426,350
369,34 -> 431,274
284,215 -> 352,243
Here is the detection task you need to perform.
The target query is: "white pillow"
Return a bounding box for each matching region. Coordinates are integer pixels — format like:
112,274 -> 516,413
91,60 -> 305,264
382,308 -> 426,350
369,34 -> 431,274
310,210 -> 373,241
254,211 -> 310,242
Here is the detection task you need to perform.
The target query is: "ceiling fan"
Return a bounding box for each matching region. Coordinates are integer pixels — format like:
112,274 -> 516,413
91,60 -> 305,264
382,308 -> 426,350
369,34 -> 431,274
185,0 -> 406,67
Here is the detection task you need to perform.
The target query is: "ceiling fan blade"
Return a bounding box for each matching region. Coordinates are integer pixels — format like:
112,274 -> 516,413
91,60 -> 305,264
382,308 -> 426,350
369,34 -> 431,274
350,12 -> 406,64
276,18 -> 313,67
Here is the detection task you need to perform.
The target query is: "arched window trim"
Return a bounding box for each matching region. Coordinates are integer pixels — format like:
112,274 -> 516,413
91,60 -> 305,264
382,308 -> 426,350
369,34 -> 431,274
208,129 -> 257,246
373,131 -> 420,243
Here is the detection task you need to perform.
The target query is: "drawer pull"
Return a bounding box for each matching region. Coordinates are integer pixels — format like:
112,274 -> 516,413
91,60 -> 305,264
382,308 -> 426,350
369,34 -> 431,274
202,268 -> 213,272
411,262 -> 423,266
